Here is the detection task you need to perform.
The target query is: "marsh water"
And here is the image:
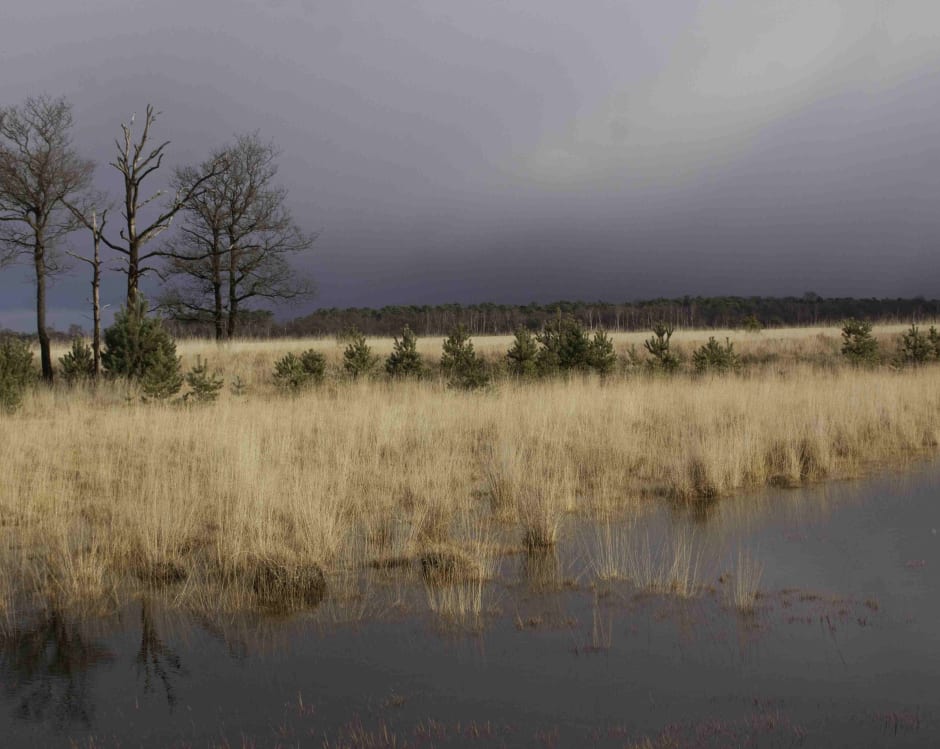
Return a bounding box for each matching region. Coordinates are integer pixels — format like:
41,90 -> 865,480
2,464 -> 939,748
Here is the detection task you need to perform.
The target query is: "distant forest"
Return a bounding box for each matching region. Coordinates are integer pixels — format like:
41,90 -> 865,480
6,295 -> 940,343
148,295 -> 940,338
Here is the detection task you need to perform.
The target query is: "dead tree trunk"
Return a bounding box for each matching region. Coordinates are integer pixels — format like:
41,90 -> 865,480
66,205 -> 108,377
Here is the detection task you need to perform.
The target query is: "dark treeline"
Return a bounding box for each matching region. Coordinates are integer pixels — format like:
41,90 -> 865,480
6,297 -> 940,345
157,294 -> 940,339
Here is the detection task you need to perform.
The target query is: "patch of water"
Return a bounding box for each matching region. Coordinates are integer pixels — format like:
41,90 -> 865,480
1,464 -> 938,747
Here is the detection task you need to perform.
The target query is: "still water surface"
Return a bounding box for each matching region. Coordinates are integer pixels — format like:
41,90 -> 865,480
2,464 -> 938,747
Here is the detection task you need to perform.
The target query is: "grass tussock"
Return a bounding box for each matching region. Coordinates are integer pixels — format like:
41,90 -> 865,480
422,513 -> 496,627
3,331 -> 940,618
628,529 -> 703,597
589,520 -> 634,583
727,548 -> 764,614
588,521 -> 703,597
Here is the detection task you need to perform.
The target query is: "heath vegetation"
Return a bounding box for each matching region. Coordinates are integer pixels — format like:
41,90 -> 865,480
1,322 -> 940,624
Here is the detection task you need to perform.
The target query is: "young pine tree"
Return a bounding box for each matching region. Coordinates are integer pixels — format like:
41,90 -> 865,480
273,349 -> 326,389
102,296 -> 183,398
59,337 -> 95,384
506,327 -> 538,377
141,350 -> 184,400
0,336 -> 36,413
184,356 -> 224,403
386,326 -> 423,377
692,336 -> 740,374
840,318 -> 878,365
441,326 -> 489,389
644,323 -> 679,373
343,331 -> 378,379
895,324 -> 933,367
536,316 -> 591,374
929,326 -> 940,359
587,330 -> 618,375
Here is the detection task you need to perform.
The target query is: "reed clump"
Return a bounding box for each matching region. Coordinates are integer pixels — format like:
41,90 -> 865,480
727,548 -> 764,614
623,529 -> 703,597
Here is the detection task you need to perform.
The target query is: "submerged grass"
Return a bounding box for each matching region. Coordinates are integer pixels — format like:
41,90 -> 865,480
3,330 -> 940,619
624,528 -> 703,598
727,548 -> 765,614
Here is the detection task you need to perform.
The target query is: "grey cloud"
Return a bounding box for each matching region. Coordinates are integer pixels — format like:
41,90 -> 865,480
2,1 -> 940,329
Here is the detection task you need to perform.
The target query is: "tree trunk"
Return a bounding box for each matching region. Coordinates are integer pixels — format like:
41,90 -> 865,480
213,280 -> 224,341
34,239 -> 53,382
213,230 -> 223,341
92,267 -> 101,377
126,239 -> 139,306
125,185 -> 139,306
91,213 -> 101,377
226,245 -> 237,339
227,294 -> 238,339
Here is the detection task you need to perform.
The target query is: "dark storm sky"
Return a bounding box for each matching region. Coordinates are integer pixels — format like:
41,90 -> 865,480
1,0 -> 939,330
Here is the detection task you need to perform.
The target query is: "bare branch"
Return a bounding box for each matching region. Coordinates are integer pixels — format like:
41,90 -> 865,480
161,131 -> 315,339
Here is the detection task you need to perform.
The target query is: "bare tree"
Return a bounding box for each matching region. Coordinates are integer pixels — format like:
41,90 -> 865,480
65,196 -> 110,377
105,104 -> 225,308
0,95 -> 94,381
161,132 -> 315,340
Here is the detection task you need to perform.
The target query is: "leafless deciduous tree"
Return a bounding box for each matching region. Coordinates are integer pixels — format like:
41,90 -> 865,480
0,96 -> 94,380
64,196 -> 110,377
106,104 -> 226,308
161,132 -> 315,340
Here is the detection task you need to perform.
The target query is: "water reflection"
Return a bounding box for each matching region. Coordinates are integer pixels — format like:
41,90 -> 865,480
135,599 -> 185,708
521,546 -> 561,591
670,494 -> 720,525
188,612 -> 249,662
0,465 -> 937,745
0,610 -> 114,727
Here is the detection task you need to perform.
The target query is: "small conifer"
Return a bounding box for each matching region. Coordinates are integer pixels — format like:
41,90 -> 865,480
895,324 -> 932,366
59,338 -> 95,383
273,349 -> 326,389
441,326 -> 489,389
184,356 -> 224,403
386,326 -> 423,377
536,316 -> 591,374
343,331 -> 378,379
0,336 -> 36,413
692,337 -> 740,374
644,323 -> 679,372
102,296 -> 183,398
841,319 -> 879,365
587,330 -> 618,374
506,327 -> 539,377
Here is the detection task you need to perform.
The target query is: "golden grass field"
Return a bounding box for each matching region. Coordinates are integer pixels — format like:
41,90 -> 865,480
2,324 -> 938,624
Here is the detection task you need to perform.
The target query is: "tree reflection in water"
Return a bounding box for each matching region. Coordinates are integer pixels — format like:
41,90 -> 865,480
135,598 -> 185,708
0,610 -> 114,727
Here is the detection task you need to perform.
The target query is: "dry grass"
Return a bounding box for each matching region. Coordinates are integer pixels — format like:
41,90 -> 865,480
588,520 -> 634,583
588,519 -> 704,596
3,326 -> 940,619
727,548 -> 764,613
624,528 -> 703,597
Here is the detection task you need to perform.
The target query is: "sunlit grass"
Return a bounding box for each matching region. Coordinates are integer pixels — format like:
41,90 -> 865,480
4,326 -> 940,619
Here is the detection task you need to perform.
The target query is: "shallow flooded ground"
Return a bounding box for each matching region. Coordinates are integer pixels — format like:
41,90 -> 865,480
2,463 -> 938,748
